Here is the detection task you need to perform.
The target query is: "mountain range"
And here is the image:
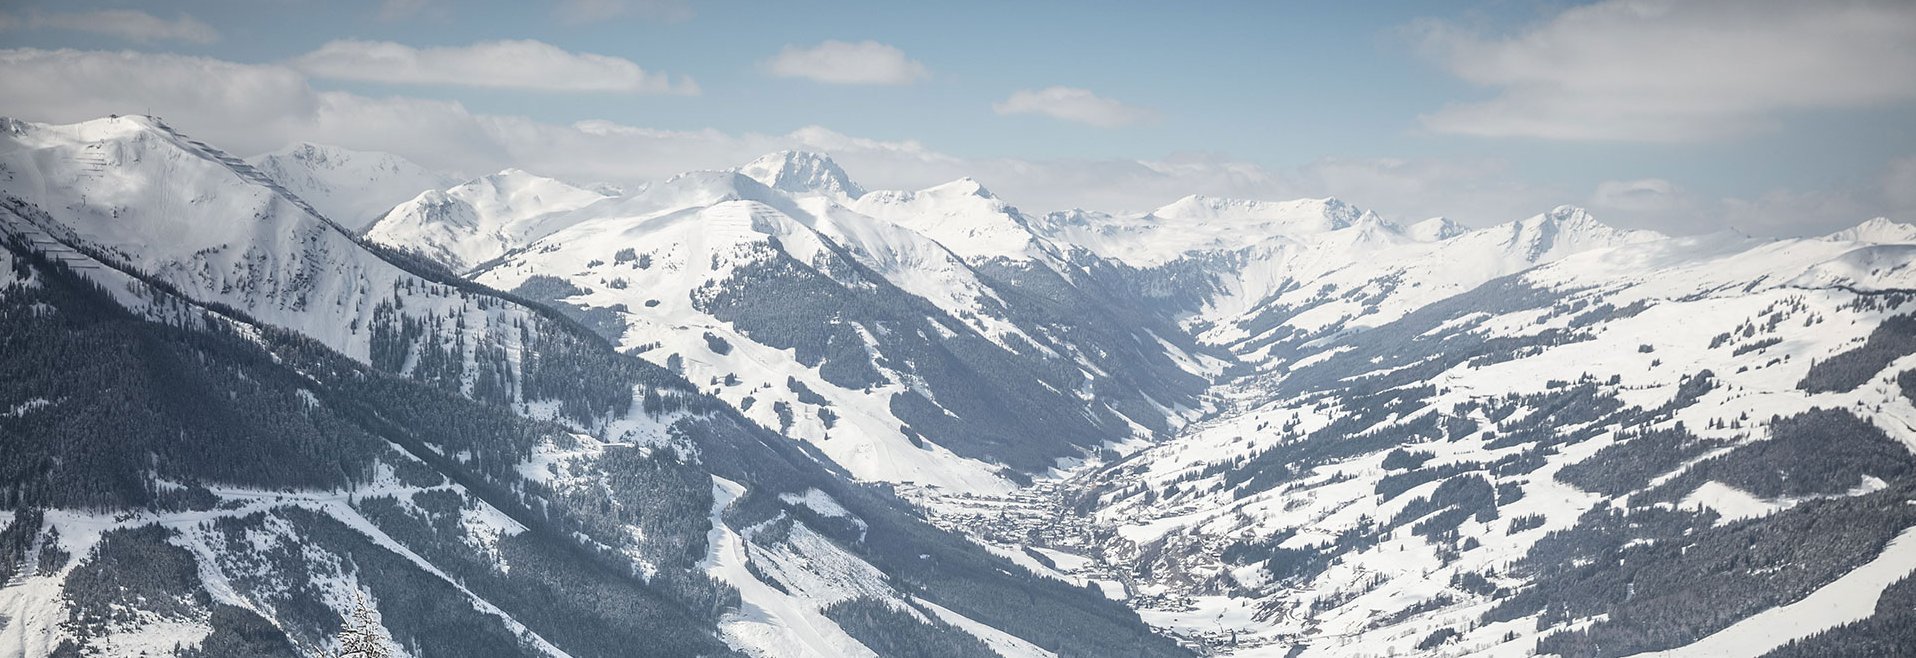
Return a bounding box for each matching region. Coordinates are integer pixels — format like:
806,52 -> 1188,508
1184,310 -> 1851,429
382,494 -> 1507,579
1,114 -> 1913,658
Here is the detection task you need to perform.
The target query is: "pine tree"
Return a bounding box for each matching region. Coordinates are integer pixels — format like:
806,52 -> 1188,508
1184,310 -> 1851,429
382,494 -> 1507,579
336,592 -> 395,658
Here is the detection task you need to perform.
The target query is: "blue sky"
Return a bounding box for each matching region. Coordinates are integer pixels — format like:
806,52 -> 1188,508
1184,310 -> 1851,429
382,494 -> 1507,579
2,0 -> 1913,236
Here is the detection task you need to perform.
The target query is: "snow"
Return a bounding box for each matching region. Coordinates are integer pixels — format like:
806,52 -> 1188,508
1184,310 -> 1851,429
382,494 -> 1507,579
700,476 -> 879,658
1408,216 -> 1467,242
465,172 -> 1025,492
1824,217 -> 1916,244
1033,196 -> 1366,267
1646,526 -> 1916,658
1036,199 -> 1664,365
1788,244 -> 1916,291
850,178 -> 1056,262
912,596 -> 1058,658
0,483 -> 569,658
10,112 -> 1916,658
736,150 -> 866,200
247,142 -> 458,231
778,488 -> 855,519
0,115 -> 554,373
4,398 -> 52,417
1679,481 -> 1783,523
1053,206 -> 1914,656
365,168 -> 611,272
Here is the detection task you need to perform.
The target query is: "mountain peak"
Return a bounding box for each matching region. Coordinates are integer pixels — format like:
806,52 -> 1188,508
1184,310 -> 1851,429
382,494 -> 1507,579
1502,205 -> 1658,262
924,176 -> 995,199
247,142 -> 457,230
1150,195 -> 1362,234
1546,204 -> 1593,222
1349,209 -> 1401,232
1524,205 -> 1615,235
1825,217 -> 1916,244
365,169 -> 610,272
736,149 -> 865,199
1409,216 -> 1468,242
268,141 -> 376,169
848,178 -> 1046,261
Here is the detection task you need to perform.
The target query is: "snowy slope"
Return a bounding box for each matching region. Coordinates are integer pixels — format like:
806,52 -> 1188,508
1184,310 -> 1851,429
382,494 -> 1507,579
0,116 -> 1190,658
1217,205 -> 1661,339
992,220 -> 1916,657
0,116 -> 545,372
1032,197 -> 1663,375
17,113 -> 1916,658
463,164 -> 1198,492
1408,216 -> 1468,242
1034,196 -> 1368,267
851,178 -> 1063,263
470,174 -> 1024,491
248,142 -> 457,231
364,169 -> 611,272
1825,217 -> 1916,244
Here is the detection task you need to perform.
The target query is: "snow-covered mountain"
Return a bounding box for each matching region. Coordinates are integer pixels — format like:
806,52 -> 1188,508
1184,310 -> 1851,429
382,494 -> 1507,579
5,114 -> 1916,658
1034,196 -> 1373,266
1039,200 -> 1658,364
0,116 -> 1188,658
458,160 -> 1214,491
365,169 -> 612,273
1408,216 -> 1469,242
347,140 -> 1916,656
248,142 -> 459,231
851,178 -> 1064,263
1826,216 -> 1916,244
928,217 -> 1916,656
737,150 -> 867,200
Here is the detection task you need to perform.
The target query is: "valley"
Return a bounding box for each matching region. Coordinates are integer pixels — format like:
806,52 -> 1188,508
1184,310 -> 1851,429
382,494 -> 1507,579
1,114 -> 1913,657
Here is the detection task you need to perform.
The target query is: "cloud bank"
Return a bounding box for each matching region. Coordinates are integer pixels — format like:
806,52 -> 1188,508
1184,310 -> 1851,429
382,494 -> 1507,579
1416,0 -> 1916,142
764,41 -> 928,85
293,39 -> 698,94
993,86 -> 1155,128
0,46 -> 1902,237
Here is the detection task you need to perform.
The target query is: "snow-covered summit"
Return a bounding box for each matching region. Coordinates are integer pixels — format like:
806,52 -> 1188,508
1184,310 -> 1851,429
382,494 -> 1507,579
364,168 -> 612,272
1150,195 -> 1364,233
1029,195 -> 1386,267
736,150 -> 865,199
0,115 -> 530,360
1825,217 -> 1916,244
1409,216 -> 1468,242
247,141 -> 457,231
1493,204 -> 1662,262
851,177 -> 1053,262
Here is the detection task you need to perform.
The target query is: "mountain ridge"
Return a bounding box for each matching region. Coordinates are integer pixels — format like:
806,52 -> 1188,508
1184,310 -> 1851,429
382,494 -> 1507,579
5,115 -> 1914,658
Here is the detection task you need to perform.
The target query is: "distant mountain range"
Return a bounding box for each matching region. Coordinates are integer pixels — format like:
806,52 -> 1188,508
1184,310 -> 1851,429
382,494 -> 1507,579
2,114 -> 1913,657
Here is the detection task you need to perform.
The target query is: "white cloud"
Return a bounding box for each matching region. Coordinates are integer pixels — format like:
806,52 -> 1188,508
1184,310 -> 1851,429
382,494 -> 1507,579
1718,187 -> 1880,238
555,0 -> 694,24
4,9 -> 219,44
1584,165 -> 1916,237
292,39 -> 697,94
993,87 -> 1155,128
764,41 -> 927,86
1415,0 -> 1916,141
1591,178 -> 1683,212
0,48 -> 317,153
2,46 -> 1899,238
